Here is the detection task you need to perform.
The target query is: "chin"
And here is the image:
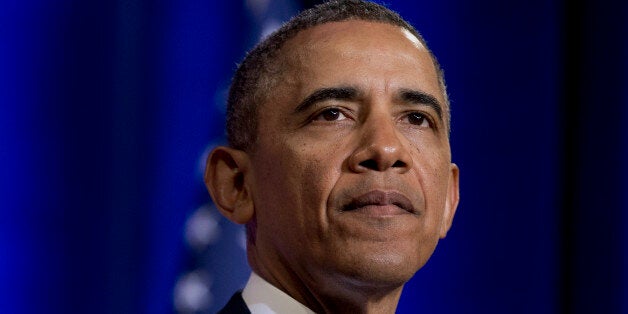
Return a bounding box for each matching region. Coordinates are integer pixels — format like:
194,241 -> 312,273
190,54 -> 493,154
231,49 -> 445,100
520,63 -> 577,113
331,248 -> 426,290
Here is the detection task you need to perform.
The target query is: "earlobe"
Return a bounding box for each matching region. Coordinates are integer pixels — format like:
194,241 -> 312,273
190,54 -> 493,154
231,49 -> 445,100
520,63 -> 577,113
204,146 -> 254,224
439,163 -> 460,238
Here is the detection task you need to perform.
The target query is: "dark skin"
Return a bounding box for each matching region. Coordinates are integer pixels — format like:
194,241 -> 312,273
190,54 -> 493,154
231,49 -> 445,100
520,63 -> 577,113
205,20 -> 460,313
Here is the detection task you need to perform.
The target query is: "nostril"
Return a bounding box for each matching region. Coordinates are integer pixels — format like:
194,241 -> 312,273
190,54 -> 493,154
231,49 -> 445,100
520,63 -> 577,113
357,159 -> 406,170
391,160 -> 406,168
358,159 -> 379,170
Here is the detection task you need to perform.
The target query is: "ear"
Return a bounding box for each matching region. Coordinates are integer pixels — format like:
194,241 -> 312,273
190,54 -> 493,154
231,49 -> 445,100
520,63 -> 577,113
204,146 -> 254,224
439,163 -> 460,238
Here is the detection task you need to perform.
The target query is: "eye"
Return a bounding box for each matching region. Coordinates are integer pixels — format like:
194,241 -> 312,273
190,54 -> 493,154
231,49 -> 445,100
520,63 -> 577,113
405,112 -> 431,127
313,108 -> 348,121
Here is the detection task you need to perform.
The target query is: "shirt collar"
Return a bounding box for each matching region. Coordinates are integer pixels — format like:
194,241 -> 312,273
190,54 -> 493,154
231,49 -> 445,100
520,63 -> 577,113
242,272 -> 316,314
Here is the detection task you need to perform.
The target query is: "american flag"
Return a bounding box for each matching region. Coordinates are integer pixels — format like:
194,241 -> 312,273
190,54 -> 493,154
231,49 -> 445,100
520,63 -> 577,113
172,1 -> 306,312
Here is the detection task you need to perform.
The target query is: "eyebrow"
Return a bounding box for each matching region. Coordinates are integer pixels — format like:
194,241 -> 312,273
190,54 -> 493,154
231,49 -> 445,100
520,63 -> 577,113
293,86 -> 444,121
398,88 -> 443,121
294,87 -> 358,113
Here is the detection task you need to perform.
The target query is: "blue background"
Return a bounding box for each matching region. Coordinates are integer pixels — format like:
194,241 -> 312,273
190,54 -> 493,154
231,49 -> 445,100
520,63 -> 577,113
1,0 -> 626,313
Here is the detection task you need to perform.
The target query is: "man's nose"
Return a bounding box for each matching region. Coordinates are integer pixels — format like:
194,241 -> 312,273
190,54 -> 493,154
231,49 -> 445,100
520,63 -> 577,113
347,114 -> 413,173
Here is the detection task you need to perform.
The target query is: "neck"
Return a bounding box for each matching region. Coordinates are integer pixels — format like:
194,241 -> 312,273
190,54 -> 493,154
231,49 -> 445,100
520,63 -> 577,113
314,282 -> 404,314
249,251 -> 405,314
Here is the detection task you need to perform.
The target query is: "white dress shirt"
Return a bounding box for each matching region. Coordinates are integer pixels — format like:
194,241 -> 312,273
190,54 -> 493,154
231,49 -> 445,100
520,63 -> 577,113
242,272 -> 316,314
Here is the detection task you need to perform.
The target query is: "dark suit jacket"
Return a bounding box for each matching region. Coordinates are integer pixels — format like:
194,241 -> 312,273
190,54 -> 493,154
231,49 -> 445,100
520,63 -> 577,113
217,291 -> 251,314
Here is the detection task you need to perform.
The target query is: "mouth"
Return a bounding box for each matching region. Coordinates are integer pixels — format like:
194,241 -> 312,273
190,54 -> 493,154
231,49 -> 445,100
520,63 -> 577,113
341,190 -> 417,215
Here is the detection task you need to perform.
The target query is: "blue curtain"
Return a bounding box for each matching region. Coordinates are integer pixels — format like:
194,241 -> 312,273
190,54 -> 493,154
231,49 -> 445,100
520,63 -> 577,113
1,0 -> 626,313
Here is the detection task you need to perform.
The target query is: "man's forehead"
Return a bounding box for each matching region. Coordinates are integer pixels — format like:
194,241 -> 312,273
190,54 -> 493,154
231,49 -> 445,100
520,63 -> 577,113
274,20 -> 441,98
276,19 -> 436,86
257,18 -> 447,119
284,19 -> 426,52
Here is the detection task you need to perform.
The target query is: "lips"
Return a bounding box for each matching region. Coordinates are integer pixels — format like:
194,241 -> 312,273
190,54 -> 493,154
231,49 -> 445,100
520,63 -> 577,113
342,190 -> 417,215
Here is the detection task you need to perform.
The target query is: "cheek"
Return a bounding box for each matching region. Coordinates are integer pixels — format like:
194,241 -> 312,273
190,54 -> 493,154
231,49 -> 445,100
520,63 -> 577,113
293,138 -> 346,217
412,147 -> 452,227
251,137 -> 344,237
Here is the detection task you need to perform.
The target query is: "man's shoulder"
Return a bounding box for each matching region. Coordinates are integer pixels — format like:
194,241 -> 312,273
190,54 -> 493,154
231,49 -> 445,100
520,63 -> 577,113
217,291 -> 251,314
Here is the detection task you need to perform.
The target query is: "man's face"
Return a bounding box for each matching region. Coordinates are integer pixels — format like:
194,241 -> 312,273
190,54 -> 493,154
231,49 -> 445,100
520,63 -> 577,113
247,20 -> 458,291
